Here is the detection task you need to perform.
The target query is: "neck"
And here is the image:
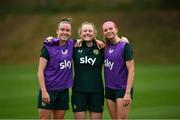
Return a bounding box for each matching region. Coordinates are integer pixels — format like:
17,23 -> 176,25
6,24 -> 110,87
86,41 -> 93,47
59,39 -> 66,46
110,36 -> 121,44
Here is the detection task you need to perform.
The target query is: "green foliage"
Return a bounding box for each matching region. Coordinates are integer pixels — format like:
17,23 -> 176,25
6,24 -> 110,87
0,11 -> 180,64
0,0 -> 180,15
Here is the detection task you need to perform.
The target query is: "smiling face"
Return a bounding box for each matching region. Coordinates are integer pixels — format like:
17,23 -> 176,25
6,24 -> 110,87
57,22 -> 71,41
80,24 -> 95,42
102,21 -> 118,41
79,22 -> 97,42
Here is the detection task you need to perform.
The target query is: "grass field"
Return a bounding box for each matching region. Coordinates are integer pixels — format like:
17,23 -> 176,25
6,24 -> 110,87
0,64 -> 180,119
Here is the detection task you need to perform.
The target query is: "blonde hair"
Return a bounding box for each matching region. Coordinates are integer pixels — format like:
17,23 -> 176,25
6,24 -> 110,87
78,21 -> 97,37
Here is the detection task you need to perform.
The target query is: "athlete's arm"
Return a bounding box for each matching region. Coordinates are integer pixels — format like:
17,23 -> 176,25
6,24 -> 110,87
37,57 -> 50,104
95,39 -> 105,49
120,36 -> 129,43
125,60 -> 134,93
74,39 -> 82,47
123,43 -> 134,106
44,36 -> 59,45
123,59 -> 134,107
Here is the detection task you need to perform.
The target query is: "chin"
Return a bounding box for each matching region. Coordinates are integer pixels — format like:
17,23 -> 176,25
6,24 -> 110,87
106,37 -> 113,40
61,37 -> 69,41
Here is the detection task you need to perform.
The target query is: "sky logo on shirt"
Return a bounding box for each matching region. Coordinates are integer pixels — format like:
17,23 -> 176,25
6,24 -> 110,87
80,56 -> 96,66
104,59 -> 114,70
59,60 -> 71,69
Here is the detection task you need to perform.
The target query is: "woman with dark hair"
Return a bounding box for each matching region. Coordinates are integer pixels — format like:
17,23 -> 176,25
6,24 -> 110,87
37,17 -> 74,119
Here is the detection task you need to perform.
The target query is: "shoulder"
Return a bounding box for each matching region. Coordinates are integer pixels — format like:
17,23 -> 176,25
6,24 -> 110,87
68,39 -> 75,42
44,37 -> 59,46
68,39 -> 76,45
124,43 -> 133,50
40,46 -> 49,60
41,46 -> 48,52
124,43 -> 134,60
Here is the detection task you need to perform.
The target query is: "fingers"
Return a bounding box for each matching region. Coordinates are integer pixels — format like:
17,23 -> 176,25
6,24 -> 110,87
123,100 -> 130,107
102,43 -> 105,48
97,44 -> 101,49
97,43 -> 105,49
123,103 -> 130,107
78,42 -> 82,47
42,97 -> 50,104
74,42 -> 82,47
44,36 -> 53,44
74,43 -> 77,47
46,36 -> 53,42
121,36 -> 129,43
42,92 -> 50,104
74,39 -> 82,48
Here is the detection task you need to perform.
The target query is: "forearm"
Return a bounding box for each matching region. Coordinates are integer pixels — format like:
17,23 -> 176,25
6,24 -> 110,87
38,70 -> 47,92
95,39 -> 105,49
125,60 -> 135,94
38,68 -> 50,103
126,69 -> 134,94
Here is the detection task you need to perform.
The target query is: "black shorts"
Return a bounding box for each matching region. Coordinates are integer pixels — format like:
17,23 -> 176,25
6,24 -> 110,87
71,92 -> 104,112
38,89 -> 69,110
105,87 -> 133,102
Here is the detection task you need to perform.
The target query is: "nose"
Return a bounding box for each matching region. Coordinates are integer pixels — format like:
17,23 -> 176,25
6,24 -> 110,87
84,31 -> 90,35
107,29 -> 111,33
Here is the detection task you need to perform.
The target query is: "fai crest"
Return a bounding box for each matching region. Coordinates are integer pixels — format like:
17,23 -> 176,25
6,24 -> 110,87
93,49 -> 99,55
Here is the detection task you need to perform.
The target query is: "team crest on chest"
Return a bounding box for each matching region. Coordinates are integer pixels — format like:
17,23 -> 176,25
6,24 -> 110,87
61,49 -> 68,55
108,48 -> 114,54
93,49 -> 99,55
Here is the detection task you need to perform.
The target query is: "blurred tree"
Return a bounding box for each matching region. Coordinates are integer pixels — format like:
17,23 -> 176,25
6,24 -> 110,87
102,0 -> 133,6
40,0 -> 48,8
159,0 -> 180,9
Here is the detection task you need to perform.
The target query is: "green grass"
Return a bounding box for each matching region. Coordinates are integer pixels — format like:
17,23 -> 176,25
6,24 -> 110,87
0,64 -> 180,119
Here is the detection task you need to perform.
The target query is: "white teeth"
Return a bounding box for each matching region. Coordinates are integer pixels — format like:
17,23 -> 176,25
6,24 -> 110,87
107,33 -> 113,36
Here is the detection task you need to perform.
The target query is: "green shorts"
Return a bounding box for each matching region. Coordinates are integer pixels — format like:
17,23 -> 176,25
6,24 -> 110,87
71,92 -> 104,112
105,87 -> 133,102
38,89 -> 69,110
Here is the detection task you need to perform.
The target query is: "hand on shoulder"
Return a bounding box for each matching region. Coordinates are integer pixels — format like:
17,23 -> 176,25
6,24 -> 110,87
121,36 -> 129,43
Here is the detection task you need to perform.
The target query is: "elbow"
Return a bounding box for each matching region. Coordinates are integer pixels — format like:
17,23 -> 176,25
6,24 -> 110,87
37,70 -> 44,79
132,70 -> 135,77
37,71 -> 41,79
129,68 -> 135,77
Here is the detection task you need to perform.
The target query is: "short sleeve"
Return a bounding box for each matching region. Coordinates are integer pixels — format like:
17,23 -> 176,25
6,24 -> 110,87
40,46 -> 49,60
124,43 -> 134,61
